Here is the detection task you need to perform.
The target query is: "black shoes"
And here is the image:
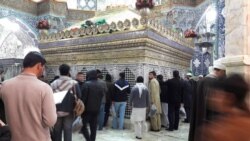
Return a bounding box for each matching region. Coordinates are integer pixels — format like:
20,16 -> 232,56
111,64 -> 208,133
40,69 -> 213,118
151,129 -> 160,132
166,127 -> 178,131
136,136 -> 142,140
166,128 -> 174,131
183,119 -> 190,123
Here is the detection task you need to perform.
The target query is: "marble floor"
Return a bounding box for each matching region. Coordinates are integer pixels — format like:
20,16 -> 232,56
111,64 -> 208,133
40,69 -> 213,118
72,122 -> 189,141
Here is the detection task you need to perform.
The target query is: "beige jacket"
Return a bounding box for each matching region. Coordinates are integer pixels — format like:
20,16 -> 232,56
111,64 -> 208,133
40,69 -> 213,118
148,78 -> 162,114
0,73 -> 57,141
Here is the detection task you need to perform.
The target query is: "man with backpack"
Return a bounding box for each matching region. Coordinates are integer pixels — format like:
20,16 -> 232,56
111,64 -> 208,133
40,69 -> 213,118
51,64 -> 81,141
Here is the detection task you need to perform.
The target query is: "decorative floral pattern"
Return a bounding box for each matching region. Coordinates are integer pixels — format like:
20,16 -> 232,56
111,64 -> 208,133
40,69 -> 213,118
37,19 -> 50,29
110,22 -> 117,30
132,18 -> 139,28
103,24 -> 110,33
117,21 -> 124,30
184,29 -> 197,38
140,17 -> 147,25
124,19 -> 131,29
135,0 -> 154,10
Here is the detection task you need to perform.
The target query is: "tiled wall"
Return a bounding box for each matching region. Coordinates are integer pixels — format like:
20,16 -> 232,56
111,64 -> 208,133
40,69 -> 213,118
0,7 -> 38,34
191,0 -> 225,76
0,7 -> 69,35
162,0 -> 210,31
217,0 -> 225,59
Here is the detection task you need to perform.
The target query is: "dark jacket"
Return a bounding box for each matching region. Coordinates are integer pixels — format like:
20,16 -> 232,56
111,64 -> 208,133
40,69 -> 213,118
182,80 -> 192,108
189,74 -> 224,141
112,79 -> 130,102
167,77 -> 183,104
189,79 -> 197,99
81,70 -> 104,113
76,80 -> 84,88
106,81 -> 114,104
159,80 -> 168,103
0,99 -> 5,123
0,126 -> 11,141
98,79 -> 108,104
0,83 -> 5,123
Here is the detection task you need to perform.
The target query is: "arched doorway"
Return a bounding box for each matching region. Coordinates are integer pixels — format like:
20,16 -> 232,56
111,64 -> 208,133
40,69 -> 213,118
0,17 -> 39,80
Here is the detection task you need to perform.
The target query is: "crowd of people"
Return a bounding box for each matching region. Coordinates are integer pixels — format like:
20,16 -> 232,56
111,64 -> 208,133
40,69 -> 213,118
1,51 -> 250,141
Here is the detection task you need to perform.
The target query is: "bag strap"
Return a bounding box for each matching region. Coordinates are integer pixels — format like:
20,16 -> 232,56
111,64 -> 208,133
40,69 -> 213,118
0,119 -> 6,127
56,80 -> 69,92
72,84 -> 78,100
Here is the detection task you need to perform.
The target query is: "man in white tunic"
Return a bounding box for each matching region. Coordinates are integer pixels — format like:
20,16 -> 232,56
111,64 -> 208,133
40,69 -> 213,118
130,76 -> 150,139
